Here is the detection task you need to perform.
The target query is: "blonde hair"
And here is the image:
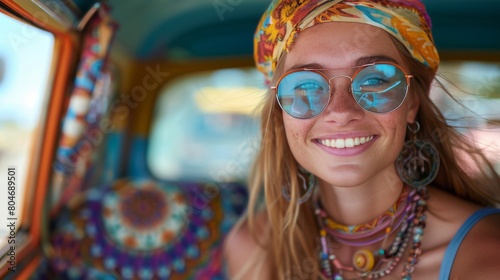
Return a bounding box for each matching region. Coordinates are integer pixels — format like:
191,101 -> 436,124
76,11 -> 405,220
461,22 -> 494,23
244,37 -> 500,279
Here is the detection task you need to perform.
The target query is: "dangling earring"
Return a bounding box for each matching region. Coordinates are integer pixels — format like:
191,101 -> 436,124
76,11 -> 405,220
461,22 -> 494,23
396,121 -> 440,190
282,168 -> 316,204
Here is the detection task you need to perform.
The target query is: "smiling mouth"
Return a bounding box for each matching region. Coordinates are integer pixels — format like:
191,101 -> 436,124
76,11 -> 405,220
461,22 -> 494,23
319,136 -> 374,149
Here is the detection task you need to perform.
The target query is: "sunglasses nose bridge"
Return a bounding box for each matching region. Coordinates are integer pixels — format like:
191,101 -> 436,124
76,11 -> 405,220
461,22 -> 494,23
327,75 -> 353,93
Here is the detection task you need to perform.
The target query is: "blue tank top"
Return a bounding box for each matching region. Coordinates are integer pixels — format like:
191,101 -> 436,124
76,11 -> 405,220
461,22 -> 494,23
439,208 -> 500,279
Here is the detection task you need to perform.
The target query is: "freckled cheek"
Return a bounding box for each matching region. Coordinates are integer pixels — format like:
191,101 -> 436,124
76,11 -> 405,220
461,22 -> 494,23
393,121 -> 409,144
284,129 -> 299,146
283,116 -> 315,146
285,129 -> 311,166
283,131 -> 306,163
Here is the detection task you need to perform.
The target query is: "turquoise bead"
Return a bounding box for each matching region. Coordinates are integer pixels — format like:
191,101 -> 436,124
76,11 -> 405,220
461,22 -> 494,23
413,234 -> 422,242
413,227 -> 423,235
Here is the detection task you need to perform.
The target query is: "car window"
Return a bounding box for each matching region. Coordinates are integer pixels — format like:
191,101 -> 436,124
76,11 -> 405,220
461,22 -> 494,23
148,67 -> 267,182
0,12 -> 55,248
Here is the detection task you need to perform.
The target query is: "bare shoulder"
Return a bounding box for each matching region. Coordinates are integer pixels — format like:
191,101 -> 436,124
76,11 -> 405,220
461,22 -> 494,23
424,187 -> 500,278
223,211 -> 272,280
424,187 -> 482,248
451,210 -> 500,279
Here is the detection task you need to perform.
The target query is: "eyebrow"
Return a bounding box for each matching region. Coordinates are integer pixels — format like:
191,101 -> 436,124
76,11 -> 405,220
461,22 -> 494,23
286,55 -> 399,71
287,62 -> 325,70
355,55 -> 399,65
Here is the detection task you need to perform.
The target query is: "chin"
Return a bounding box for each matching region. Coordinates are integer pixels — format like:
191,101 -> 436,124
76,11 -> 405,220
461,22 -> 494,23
317,169 -> 370,188
323,179 -> 366,188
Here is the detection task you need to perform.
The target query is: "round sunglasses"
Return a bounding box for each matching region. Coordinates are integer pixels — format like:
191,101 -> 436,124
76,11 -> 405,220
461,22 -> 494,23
272,62 -> 413,119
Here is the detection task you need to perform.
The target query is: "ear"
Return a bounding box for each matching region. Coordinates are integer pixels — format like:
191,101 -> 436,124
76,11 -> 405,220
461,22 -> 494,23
406,94 -> 420,123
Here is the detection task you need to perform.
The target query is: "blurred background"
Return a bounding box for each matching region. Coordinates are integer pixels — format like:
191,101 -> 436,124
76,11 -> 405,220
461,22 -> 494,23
0,0 -> 499,279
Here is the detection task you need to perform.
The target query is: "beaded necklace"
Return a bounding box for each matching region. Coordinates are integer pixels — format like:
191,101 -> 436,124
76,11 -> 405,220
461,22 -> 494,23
314,186 -> 428,280
322,186 -> 409,234
318,187 -> 410,248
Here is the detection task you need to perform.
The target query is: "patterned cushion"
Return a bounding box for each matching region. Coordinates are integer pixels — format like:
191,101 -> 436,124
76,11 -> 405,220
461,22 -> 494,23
43,179 -> 247,279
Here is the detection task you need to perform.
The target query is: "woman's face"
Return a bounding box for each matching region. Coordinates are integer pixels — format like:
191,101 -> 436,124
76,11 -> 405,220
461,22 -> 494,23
281,22 -> 420,187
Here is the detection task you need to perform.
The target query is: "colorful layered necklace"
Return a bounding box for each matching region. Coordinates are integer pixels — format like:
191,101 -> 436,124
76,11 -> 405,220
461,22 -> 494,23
314,185 -> 428,280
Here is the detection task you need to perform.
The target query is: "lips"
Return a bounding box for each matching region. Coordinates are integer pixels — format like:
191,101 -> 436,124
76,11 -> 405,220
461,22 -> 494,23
319,136 -> 374,149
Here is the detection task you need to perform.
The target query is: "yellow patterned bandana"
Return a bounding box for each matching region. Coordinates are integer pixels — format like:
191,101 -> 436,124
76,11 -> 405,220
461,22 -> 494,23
254,0 -> 440,84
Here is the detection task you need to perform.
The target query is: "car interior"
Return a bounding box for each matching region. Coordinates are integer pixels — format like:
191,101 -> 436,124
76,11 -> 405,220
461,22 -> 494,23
0,0 -> 499,279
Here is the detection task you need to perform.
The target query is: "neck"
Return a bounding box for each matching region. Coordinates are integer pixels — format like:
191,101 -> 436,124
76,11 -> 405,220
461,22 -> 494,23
317,168 -> 404,226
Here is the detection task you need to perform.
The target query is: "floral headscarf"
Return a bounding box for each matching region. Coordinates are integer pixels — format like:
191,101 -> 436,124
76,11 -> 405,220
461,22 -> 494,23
254,0 -> 440,84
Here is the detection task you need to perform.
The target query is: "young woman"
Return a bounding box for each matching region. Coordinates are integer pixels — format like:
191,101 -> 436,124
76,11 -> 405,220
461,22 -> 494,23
225,1 -> 500,279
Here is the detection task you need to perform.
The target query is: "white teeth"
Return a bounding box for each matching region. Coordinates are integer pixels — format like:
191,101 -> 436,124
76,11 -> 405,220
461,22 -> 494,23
336,139 -> 345,148
320,136 -> 374,148
345,138 -> 354,148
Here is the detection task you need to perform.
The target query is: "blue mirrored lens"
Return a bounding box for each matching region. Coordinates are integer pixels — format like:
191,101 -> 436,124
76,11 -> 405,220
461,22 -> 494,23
277,71 -> 330,118
352,64 -> 407,113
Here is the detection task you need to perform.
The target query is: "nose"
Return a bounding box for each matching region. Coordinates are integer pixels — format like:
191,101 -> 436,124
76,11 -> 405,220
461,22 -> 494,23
322,76 -> 364,125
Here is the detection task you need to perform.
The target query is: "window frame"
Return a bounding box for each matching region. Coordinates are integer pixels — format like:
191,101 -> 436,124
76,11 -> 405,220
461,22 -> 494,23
0,2 -> 80,277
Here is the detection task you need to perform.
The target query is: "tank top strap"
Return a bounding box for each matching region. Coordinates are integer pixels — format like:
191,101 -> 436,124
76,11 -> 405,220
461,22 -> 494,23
439,207 -> 500,279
